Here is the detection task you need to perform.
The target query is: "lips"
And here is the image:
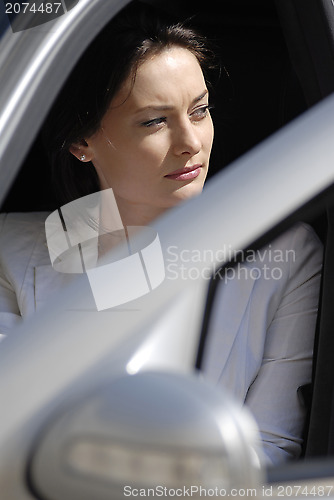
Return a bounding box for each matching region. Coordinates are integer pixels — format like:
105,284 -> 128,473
164,164 -> 203,181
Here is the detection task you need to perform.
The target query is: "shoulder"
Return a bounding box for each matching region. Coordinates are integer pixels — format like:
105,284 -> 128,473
0,211 -> 49,251
242,223 -> 322,280
0,211 -> 50,276
0,212 -> 49,246
237,222 -> 323,309
272,222 -> 322,251
269,222 -> 323,280
0,211 -> 49,232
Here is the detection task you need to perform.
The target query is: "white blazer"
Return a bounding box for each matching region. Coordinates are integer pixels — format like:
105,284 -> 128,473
0,212 -> 323,466
201,222 -> 322,465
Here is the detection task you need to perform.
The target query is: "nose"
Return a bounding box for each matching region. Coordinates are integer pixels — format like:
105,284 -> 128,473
172,119 -> 201,157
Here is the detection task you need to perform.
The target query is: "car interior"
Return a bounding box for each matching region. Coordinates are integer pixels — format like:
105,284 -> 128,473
1,0 -> 334,471
0,0 -> 312,212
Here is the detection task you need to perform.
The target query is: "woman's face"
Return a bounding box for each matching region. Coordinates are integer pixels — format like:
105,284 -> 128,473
74,47 -> 214,225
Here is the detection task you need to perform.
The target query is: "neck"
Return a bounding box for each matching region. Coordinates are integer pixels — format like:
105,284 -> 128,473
97,192 -> 166,258
111,194 -> 166,228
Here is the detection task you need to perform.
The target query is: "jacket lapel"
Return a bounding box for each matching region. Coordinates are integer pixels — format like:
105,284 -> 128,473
201,265 -> 257,385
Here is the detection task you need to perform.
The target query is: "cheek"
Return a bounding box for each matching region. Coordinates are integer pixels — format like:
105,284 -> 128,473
204,117 -> 214,151
110,138 -> 166,184
136,135 -> 170,165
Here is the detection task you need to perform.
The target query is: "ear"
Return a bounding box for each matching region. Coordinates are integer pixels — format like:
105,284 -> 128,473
69,139 -> 93,162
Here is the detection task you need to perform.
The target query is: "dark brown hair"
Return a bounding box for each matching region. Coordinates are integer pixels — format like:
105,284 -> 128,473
44,0 -> 217,204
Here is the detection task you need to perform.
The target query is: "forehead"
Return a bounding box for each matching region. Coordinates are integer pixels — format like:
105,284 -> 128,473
112,47 -> 207,110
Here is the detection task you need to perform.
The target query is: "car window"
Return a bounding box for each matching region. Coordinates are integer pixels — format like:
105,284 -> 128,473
0,2 -> 10,37
0,0 -> 131,205
1,0 -> 309,211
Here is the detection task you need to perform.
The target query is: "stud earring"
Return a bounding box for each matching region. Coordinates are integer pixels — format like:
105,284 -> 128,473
80,154 -> 86,161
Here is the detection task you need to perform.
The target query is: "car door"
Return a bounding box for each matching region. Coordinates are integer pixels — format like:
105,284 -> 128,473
273,0 -> 334,459
1,0 -> 334,499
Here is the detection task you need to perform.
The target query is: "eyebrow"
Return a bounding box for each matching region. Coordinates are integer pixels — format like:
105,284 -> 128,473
135,89 -> 208,114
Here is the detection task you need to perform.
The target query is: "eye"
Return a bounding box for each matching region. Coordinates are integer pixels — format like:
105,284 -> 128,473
190,105 -> 213,121
141,117 -> 167,128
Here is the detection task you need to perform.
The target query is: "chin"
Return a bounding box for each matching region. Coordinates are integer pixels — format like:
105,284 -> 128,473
178,180 -> 205,199
158,175 -> 207,210
164,183 -> 204,209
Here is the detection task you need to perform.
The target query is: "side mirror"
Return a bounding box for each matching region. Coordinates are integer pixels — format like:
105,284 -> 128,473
28,371 -> 263,500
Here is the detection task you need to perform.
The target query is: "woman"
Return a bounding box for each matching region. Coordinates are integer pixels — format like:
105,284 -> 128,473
0,1 -> 322,465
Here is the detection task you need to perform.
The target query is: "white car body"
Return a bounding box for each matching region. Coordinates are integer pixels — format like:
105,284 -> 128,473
1,0 -> 334,498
